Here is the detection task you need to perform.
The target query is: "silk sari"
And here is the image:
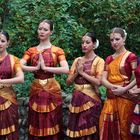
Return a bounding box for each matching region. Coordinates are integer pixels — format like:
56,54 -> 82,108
22,46 -> 66,140
66,56 -> 105,140
100,51 -> 137,140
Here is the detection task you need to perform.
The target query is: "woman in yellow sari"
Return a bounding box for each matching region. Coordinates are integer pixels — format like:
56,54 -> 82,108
66,32 -> 105,140
99,27 -> 137,140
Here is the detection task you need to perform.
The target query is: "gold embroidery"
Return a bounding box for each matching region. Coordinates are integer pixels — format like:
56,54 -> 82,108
0,125 -> 15,135
0,100 -> 12,110
66,126 -> 96,138
69,101 -> 95,113
74,84 -> 100,102
29,124 -> 59,136
31,102 -> 57,113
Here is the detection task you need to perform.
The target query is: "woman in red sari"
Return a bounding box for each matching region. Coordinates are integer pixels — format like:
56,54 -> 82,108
129,62 -> 140,139
99,27 -> 137,140
0,31 -> 24,140
20,19 -> 69,140
66,32 -> 105,140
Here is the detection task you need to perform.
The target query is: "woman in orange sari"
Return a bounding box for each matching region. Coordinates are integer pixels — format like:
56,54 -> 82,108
99,27 -> 137,140
20,19 -> 69,140
66,32 -> 105,140
0,31 -> 24,140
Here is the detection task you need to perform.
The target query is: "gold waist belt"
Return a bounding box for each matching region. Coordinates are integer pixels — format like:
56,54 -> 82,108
34,77 -> 55,86
74,84 -> 100,102
0,84 -> 12,89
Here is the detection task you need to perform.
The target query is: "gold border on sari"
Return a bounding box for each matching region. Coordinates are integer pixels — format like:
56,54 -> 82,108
0,125 -> 15,135
29,124 -> 59,136
119,51 -> 131,81
103,112 -> 119,122
31,102 -> 57,113
0,100 -> 12,111
66,126 -> 96,138
69,101 -> 95,113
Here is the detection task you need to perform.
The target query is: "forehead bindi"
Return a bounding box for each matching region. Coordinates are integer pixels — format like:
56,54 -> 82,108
110,33 -> 122,39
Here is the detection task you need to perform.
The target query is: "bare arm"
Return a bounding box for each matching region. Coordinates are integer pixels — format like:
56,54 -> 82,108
124,85 -> 140,101
40,53 -> 69,74
66,72 -> 78,85
20,59 -> 40,72
0,70 -> 24,84
79,72 -> 101,86
66,58 -> 79,85
129,85 -> 140,94
43,60 -> 69,74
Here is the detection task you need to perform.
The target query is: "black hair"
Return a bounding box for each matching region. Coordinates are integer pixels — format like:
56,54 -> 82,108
41,19 -> 54,31
0,30 -> 10,41
85,32 -> 97,43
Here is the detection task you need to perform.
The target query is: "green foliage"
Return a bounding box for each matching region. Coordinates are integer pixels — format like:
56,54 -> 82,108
13,72 -> 34,97
1,0 -> 140,96
99,85 -> 107,101
55,74 -> 74,94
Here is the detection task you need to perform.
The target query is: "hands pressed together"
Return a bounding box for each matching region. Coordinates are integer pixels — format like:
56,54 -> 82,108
35,53 -> 47,71
76,58 -> 84,75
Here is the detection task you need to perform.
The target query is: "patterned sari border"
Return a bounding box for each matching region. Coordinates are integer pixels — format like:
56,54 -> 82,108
0,125 -> 15,135
66,126 -> 96,138
0,100 -> 12,110
69,101 -> 95,113
103,112 -> 119,122
31,102 -> 57,113
29,124 -> 59,136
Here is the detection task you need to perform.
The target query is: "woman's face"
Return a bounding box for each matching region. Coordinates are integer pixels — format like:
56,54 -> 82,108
38,22 -> 52,41
0,33 -> 8,53
110,33 -> 125,51
82,35 -> 95,53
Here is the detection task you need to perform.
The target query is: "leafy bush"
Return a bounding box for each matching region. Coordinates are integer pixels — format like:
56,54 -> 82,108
0,0 -> 140,96
13,72 -> 34,97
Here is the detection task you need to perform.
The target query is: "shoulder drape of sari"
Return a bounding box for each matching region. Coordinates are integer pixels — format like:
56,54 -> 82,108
107,51 -> 131,84
0,55 -> 21,105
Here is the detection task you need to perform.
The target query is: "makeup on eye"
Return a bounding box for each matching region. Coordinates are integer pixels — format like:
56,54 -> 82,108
110,38 -> 120,42
0,39 -> 6,43
82,39 -> 92,45
38,27 -> 48,32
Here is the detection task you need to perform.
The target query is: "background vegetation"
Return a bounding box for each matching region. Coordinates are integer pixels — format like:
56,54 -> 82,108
0,0 -> 140,98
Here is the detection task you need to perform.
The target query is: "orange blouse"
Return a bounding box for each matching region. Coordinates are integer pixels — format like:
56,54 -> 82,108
22,45 -> 66,66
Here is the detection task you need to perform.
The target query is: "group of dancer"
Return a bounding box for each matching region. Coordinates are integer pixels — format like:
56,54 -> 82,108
0,19 -> 139,140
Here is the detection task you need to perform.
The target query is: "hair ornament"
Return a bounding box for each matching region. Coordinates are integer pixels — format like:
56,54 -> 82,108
123,29 -> 127,39
94,39 -> 99,49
